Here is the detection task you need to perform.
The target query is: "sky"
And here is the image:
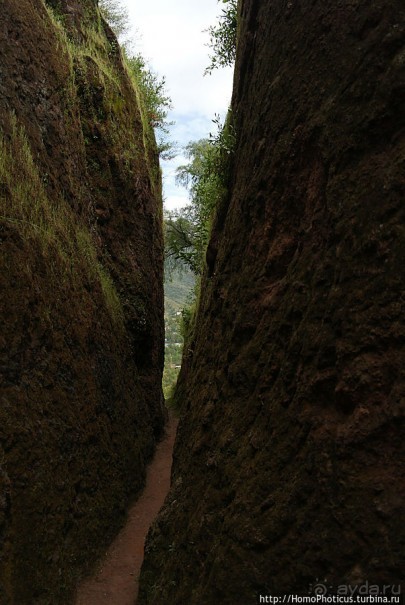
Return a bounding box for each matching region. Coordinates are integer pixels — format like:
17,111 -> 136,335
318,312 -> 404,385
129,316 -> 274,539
121,0 -> 234,210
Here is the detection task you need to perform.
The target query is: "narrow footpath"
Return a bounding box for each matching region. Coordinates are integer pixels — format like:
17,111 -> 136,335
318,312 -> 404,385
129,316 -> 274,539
75,414 -> 178,605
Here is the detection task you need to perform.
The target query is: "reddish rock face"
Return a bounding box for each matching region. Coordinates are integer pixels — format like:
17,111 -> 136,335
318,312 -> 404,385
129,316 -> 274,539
139,0 -> 404,603
0,0 -> 165,602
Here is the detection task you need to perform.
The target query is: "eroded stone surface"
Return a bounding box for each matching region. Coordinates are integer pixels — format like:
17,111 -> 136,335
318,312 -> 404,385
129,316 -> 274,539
0,1 -> 165,602
139,0 -> 405,603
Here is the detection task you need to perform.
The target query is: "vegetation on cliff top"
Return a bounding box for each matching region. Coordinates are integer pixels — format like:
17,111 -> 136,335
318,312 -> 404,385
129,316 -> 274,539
99,0 -> 175,160
98,0 -> 130,42
205,0 -> 238,74
125,54 -> 175,160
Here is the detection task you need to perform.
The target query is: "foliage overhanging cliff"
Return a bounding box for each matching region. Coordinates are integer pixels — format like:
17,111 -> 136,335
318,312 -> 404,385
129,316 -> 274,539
0,0 -> 165,602
139,0 -> 405,602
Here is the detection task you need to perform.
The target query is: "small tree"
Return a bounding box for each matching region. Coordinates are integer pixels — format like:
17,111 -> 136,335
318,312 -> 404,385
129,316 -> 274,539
165,113 -> 235,275
166,139 -> 220,275
165,211 -> 201,275
126,54 -> 175,160
205,0 -> 237,75
99,0 -> 130,42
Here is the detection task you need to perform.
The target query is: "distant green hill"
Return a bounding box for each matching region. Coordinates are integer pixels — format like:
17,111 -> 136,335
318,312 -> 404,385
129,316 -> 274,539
165,270 -> 194,312
163,269 -> 194,397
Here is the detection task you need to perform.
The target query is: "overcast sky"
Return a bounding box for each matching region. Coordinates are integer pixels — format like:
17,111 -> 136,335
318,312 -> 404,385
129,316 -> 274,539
121,0 -> 234,210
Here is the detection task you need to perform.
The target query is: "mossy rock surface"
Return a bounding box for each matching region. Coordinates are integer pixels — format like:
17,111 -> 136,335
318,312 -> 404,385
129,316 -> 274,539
0,0 -> 165,602
138,0 -> 405,603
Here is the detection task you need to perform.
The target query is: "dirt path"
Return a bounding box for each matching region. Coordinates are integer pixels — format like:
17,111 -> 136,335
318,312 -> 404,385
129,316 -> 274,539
75,414 -> 178,605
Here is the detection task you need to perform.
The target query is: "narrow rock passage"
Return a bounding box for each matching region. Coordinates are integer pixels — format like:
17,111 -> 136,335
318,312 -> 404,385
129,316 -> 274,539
75,413 -> 178,605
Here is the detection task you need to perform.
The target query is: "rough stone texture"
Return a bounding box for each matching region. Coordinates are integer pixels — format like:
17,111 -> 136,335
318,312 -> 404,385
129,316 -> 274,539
139,0 -> 405,603
0,0 -> 165,603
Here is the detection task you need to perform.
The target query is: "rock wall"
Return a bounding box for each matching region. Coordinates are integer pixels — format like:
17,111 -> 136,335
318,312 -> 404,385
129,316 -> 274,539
139,0 -> 405,602
0,0 -> 165,602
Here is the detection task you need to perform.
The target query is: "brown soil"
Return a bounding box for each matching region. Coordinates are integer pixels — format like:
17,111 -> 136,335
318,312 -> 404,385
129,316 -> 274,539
75,414 -> 178,605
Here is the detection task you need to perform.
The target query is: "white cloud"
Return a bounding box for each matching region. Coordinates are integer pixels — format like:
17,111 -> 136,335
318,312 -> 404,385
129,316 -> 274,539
121,0 -> 234,209
163,194 -> 190,212
125,0 -> 233,116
